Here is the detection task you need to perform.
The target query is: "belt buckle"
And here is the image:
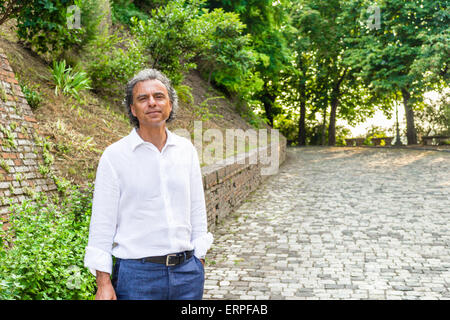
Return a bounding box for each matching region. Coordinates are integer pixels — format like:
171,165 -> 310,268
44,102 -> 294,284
166,254 -> 177,266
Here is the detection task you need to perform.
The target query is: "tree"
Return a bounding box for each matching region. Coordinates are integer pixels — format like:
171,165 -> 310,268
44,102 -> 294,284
285,0 -> 377,146
196,8 -> 260,96
348,0 -> 449,145
206,0 -> 292,126
415,90 -> 450,137
0,0 -> 26,25
131,0 -> 206,85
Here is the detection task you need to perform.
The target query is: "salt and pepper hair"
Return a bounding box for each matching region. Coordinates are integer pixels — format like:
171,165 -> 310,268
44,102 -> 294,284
124,69 -> 178,128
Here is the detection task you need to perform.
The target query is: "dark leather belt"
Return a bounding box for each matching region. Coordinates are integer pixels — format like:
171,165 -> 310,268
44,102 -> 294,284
139,250 -> 194,266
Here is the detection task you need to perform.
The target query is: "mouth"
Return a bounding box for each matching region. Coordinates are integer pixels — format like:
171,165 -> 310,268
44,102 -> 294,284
146,110 -> 162,115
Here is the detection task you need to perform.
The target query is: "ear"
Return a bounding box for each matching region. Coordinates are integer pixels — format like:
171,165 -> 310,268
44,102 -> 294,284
130,104 -> 137,117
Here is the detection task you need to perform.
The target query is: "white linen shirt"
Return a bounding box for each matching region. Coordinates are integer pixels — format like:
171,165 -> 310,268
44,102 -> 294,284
84,128 -> 213,276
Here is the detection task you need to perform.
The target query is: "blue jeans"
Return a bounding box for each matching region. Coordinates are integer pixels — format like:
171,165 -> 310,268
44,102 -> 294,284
111,255 -> 205,300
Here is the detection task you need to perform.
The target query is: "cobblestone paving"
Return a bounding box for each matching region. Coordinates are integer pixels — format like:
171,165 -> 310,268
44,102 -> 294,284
203,147 -> 450,300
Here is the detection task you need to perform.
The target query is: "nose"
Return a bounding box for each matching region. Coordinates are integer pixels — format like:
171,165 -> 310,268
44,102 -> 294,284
148,95 -> 157,107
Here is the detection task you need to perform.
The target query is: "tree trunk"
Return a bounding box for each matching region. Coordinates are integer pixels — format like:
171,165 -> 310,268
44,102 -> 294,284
297,99 -> 306,146
328,97 -> 338,146
327,68 -> 347,146
321,107 -> 327,146
297,79 -> 307,146
401,88 -> 418,145
261,83 -> 275,127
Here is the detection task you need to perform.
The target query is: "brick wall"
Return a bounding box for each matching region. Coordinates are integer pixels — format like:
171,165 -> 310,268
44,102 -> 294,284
202,136 -> 287,231
0,48 -> 57,218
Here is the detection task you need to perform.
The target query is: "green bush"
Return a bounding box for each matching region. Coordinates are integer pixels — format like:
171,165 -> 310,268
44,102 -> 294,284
131,0 -> 206,85
84,31 -> 146,94
110,0 -> 149,26
15,0 -> 104,58
0,185 -> 96,300
16,0 -> 81,57
196,8 -> 261,98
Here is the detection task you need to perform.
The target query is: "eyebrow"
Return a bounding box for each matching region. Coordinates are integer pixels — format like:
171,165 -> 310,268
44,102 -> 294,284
136,92 -> 166,99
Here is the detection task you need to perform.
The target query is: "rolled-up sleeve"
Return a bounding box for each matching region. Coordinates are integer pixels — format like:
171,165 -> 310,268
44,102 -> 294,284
189,145 -> 213,258
84,152 -> 120,276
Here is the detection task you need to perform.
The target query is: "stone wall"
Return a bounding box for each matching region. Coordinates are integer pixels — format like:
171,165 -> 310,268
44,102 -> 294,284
0,48 -> 57,218
202,136 -> 287,231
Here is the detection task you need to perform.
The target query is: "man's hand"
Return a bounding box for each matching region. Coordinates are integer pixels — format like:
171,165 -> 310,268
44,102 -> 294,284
200,258 -> 205,267
95,271 -> 117,300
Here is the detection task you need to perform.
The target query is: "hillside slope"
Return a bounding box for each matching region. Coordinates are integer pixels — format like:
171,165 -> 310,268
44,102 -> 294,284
0,19 -> 270,187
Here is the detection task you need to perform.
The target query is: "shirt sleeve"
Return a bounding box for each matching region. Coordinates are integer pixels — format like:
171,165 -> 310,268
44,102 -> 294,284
189,144 -> 213,258
84,152 -> 120,276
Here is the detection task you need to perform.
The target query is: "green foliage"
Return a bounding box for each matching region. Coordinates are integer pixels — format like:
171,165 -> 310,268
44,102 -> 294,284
196,8 -> 261,98
273,112 -> 299,145
131,0 -> 207,85
76,0 -> 108,42
0,185 -> 96,300
14,0 -> 105,57
133,0 -> 170,12
206,0 -> 292,123
84,31 -> 146,94
51,60 -> 92,99
0,82 -> 7,102
174,84 -> 194,105
0,1 -> 26,25
0,124 -> 17,149
15,0 -> 81,56
236,102 -> 268,129
193,96 -> 225,121
110,0 -> 149,26
362,125 -> 389,146
19,83 -> 43,110
415,91 -> 450,137
335,126 -> 352,146
347,0 -> 449,144
0,158 -> 11,173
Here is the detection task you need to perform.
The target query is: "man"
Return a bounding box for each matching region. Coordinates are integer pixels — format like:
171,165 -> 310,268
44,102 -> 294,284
84,69 -> 213,300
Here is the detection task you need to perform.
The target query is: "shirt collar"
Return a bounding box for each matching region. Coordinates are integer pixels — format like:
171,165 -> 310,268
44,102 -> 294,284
130,127 -> 177,152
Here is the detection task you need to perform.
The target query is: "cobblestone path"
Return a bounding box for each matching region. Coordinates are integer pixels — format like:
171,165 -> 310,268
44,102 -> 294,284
203,147 -> 450,300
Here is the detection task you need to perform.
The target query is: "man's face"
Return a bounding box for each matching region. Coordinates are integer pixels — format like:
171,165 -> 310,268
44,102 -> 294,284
131,79 -> 172,128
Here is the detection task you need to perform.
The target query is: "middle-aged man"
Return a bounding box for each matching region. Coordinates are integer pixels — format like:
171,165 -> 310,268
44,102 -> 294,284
84,68 -> 213,300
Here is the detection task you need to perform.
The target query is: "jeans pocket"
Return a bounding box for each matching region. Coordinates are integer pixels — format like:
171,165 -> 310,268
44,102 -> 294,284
194,256 -> 205,274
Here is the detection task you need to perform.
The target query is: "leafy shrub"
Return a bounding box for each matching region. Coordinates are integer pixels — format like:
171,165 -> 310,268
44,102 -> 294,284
0,185 -> 96,300
83,31 -> 146,94
51,60 -> 92,99
19,83 -> 43,110
174,84 -> 194,105
15,0 -> 84,58
193,96 -> 225,121
15,0 -> 104,58
196,8 -> 261,96
110,0 -> 149,26
131,0 -> 206,85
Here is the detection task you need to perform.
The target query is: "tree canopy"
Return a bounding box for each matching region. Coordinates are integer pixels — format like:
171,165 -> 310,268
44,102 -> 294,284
2,0 -> 448,145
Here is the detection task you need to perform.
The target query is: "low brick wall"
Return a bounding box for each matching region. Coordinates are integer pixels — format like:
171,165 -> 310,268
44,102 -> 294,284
202,135 -> 286,231
0,48 -> 57,217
